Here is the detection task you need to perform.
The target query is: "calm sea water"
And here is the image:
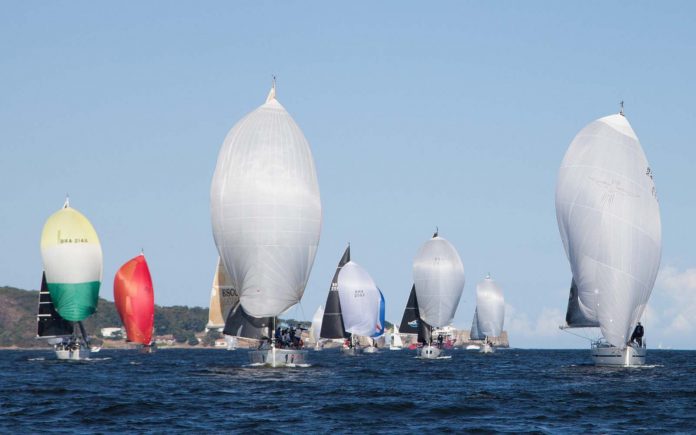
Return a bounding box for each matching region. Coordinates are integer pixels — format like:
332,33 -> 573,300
1,348 -> 694,433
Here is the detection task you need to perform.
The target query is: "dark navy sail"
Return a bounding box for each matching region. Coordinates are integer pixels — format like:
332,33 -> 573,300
565,278 -> 600,328
399,284 -> 421,334
36,272 -> 73,338
320,245 -> 351,339
223,302 -> 273,340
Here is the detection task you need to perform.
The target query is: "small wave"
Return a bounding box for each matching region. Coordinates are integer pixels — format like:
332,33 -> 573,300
27,357 -> 45,361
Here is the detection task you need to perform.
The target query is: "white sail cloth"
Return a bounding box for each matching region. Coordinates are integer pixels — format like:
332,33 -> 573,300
556,114 -> 661,348
337,261 -> 382,337
210,88 -> 322,318
311,305 -> 324,343
475,275 -> 505,338
413,236 -> 465,328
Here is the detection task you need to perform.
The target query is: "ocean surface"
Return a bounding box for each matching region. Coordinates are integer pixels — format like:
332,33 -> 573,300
1,348 -> 694,433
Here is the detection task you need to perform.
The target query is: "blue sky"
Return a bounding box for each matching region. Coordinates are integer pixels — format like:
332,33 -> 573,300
2,2 -> 695,348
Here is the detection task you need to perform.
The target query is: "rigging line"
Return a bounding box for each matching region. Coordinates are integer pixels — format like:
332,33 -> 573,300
559,326 -> 595,342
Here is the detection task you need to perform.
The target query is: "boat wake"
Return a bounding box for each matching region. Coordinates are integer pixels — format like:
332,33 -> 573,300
245,362 -> 312,368
415,356 -> 452,360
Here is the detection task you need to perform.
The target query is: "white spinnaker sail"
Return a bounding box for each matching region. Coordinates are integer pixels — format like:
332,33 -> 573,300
337,261 -> 381,337
413,235 -> 465,328
210,87 -> 322,318
475,275 -> 505,338
556,113 -> 661,348
311,305 -> 324,343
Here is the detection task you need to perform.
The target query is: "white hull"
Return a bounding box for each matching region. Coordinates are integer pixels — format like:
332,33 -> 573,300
591,342 -> 646,367
389,346 -> 402,351
363,346 -> 379,354
466,344 -> 481,350
480,343 -> 494,354
55,348 -> 90,361
418,345 -> 442,359
341,346 -> 362,356
248,348 -> 308,367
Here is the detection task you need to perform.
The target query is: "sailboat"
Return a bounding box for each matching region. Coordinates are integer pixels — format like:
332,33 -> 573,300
113,252 -> 155,351
389,324 -> 403,350
399,284 -> 432,350
413,230 -> 465,359
320,246 -> 384,355
40,198 -> 103,360
310,305 -> 325,351
210,82 -> 322,367
320,246 -> 352,352
556,108 -> 661,366
469,274 -> 505,353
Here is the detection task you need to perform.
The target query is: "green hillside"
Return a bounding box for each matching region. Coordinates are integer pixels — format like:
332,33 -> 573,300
0,285 -> 208,348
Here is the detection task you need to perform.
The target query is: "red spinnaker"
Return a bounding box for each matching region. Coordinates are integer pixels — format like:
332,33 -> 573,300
114,253 -> 154,345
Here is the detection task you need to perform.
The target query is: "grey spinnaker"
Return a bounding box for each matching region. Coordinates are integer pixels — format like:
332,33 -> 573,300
556,113 -> 661,347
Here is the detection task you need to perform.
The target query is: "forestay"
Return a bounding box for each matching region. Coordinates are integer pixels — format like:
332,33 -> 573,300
555,113 -> 661,347
337,261 -> 382,337
210,86 -> 322,318
412,233 -> 465,328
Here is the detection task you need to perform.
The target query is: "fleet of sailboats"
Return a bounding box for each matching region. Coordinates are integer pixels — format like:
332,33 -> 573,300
28,87 -> 667,371
556,109 -> 661,366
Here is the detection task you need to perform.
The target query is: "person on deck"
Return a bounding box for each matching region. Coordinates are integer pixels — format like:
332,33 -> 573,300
630,322 -> 644,347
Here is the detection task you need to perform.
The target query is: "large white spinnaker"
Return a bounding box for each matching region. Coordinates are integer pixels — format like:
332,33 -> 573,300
337,261 -> 382,337
475,274 -> 505,338
556,113 -> 661,348
412,232 -> 465,328
210,85 -> 322,318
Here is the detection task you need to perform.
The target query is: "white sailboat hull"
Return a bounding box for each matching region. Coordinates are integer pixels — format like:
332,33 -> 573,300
480,343 -> 494,354
389,346 -> 402,351
341,345 -> 362,356
55,348 -> 90,361
248,348 -> 308,367
591,342 -> 646,367
418,345 -> 442,359
363,346 -> 379,354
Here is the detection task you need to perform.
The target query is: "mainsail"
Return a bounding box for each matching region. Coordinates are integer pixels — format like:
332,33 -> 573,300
469,309 -> 483,340
310,305 -> 324,343
223,304 -> 273,340
36,271 -> 73,338
210,85 -> 322,321
412,231 -> 465,328
556,113 -> 661,347
207,257 -> 239,329
337,261 -> 382,337
113,253 -> 155,345
399,284 -> 421,334
320,246 -> 351,339
473,274 -> 505,338
40,198 -> 102,322
564,278 -> 599,328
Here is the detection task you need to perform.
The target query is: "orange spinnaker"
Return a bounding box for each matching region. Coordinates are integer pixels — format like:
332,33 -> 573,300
114,253 -> 154,345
